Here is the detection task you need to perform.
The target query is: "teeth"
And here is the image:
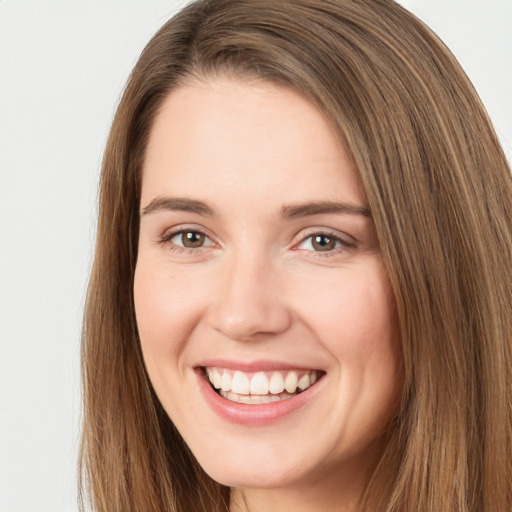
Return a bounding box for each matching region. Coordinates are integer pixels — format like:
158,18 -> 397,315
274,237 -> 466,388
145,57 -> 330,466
284,371 -> 298,393
221,372 -> 231,392
213,368 -> 222,389
220,390 -> 296,404
206,368 -> 321,398
269,372 -> 285,394
231,371 -> 250,394
250,373 -> 268,395
297,373 -> 311,391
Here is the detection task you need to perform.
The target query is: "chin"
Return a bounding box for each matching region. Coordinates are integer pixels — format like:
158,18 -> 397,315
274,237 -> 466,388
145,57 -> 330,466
202,458 -> 303,490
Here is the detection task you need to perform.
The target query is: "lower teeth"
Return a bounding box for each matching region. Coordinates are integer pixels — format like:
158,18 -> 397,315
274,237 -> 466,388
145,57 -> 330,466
219,389 -> 298,404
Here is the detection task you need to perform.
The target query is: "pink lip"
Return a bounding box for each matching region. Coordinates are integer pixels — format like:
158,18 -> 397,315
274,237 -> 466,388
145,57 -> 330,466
196,358 -> 320,372
195,366 -> 325,426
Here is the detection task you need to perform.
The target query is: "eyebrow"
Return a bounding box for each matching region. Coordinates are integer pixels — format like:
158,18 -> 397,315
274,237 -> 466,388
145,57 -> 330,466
281,200 -> 371,218
142,197 -> 216,216
141,196 -> 371,219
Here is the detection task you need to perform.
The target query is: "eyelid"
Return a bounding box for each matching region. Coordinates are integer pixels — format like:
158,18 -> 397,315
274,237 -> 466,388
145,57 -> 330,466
157,224 -> 217,250
293,228 -> 358,253
171,231 -> 215,248
155,224 -> 357,256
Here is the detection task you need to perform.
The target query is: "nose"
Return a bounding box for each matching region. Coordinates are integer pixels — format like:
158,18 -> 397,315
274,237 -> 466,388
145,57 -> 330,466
206,253 -> 292,341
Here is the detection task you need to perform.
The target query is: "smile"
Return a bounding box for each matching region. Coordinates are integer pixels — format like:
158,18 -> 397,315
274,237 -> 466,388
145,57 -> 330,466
204,367 -> 322,404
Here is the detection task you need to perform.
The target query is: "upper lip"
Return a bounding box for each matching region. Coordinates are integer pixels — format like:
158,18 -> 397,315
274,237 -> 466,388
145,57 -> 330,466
195,358 -> 323,372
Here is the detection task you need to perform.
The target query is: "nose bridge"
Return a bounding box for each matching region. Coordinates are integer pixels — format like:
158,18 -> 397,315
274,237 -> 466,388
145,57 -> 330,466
208,248 -> 291,340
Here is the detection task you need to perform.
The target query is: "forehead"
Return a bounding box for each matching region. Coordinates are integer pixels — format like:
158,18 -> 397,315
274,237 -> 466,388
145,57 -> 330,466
141,79 -> 365,212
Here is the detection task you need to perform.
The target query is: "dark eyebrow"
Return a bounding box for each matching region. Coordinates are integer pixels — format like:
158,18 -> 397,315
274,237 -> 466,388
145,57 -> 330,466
282,200 -> 371,218
141,196 -> 216,216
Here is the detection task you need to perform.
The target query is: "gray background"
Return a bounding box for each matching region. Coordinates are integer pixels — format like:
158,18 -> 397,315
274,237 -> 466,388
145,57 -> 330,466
0,1 -> 510,510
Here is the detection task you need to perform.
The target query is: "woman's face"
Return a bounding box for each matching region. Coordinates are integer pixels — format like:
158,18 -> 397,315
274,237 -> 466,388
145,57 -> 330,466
134,79 -> 401,497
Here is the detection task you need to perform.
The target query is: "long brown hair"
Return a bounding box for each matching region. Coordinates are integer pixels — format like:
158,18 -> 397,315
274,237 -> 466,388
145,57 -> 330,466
80,1 -> 512,510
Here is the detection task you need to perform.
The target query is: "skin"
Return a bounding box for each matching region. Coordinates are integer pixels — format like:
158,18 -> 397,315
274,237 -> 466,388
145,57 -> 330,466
134,78 -> 402,512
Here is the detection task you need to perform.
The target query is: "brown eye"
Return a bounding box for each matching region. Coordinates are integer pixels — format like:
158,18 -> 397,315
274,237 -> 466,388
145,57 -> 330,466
166,230 -> 213,250
164,229 -> 214,252
297,232 -> 352,254
311,235 -> 337,251
181,231 -> 205,248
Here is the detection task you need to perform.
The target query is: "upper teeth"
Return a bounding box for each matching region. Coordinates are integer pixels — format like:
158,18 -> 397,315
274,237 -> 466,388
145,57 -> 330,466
206,368 -> 319,396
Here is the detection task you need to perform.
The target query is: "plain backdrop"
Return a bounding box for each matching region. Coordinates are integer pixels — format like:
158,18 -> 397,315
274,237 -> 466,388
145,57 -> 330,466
0,1 -> 510,511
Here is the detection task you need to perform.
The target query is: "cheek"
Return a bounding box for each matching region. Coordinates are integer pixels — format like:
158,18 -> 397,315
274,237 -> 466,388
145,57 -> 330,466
133,261 -> 211,424
295,263 -> 402,425
133,262 -> 204,363
297,263 -> 398,357
333,278 -> 400,395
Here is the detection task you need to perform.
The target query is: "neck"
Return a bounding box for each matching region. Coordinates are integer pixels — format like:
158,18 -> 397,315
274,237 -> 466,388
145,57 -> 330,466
230,488 -> 360,512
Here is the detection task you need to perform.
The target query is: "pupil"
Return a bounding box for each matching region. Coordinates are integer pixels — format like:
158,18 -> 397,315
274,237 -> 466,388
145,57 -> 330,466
183,231 -> 204,248
312,235 -> 334,251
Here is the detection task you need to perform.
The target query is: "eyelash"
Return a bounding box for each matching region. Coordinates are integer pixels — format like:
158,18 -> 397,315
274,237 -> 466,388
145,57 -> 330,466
157,228 -> 357,256
295,231 -> 357,257
157,228 -> 215,253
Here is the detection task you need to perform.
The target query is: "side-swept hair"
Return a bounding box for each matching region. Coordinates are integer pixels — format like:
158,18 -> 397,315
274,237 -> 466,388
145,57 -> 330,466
80,1 -> 512,510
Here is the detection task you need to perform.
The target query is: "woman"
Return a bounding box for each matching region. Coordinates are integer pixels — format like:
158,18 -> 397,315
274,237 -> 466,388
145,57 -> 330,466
80,0 -> 512,511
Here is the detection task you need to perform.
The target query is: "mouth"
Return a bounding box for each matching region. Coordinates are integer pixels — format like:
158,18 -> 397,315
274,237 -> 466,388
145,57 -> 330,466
202,367 -> 324,405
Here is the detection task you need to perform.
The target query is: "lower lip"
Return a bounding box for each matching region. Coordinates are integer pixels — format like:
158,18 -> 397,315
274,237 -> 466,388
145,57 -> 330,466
195,369 -> 324,426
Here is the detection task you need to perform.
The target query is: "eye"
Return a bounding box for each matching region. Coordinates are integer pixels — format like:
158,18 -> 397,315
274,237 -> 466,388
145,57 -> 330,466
167,230 -> 214,249
297,232 -> 356,253
299,234 -> 340,252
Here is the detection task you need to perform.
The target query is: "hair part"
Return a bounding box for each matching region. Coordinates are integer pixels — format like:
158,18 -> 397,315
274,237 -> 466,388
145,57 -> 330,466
80,1 -> 512,510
